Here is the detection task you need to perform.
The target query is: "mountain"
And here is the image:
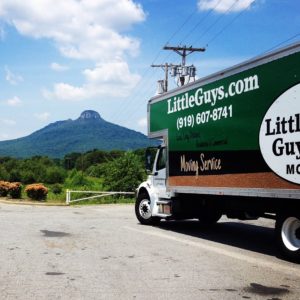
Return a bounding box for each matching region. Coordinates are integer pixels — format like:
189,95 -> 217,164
0,110 -> 159,158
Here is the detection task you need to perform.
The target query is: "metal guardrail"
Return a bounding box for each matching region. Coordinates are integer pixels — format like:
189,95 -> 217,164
66,189 -> 134,205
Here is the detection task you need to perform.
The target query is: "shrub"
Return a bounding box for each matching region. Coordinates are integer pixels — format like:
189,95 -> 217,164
86,164 -> 103,177
25,183 -> 48,201
51,183 -> 63,194
67,171 -> 90,187
101,152 -> 146,192
0,166 -> 9,181
9,170 -> 22,182
45,167 -> 66,184
21,170 -> 36,184
0,181 -> 10,196
8,182 -> 22,199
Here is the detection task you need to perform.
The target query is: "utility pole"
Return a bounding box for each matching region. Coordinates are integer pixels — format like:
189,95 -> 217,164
164,45 -> 205,87
150,63 -> 169,93
151,63 -> 181,93
163,45 -> 205,67
151,45 -> 205,93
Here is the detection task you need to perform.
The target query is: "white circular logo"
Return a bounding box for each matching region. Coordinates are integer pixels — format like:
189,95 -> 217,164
259,83 -> 300,184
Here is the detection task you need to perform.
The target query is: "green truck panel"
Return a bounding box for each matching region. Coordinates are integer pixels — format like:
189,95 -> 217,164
148,44 -> 300,187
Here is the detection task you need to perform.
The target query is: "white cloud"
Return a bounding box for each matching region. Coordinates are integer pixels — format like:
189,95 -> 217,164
138,117 -> 147,128
44,60 -> 140,101
43,84 -> 86,101
0,133 -> 9,140
50,62 -> 69,72
1,119 -> 16,126
0,1 -> 145,62
5,66 -> 23,85
0,27 -> 5,40
6,96 -> 22,107
0,0 -> 146,101
34,112 -> 50,121
198,0 -> 255,13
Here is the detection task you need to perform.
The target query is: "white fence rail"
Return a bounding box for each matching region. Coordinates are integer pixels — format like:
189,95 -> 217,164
66,190 -> 134,205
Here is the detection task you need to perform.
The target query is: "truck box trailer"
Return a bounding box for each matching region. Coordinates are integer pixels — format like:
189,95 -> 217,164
135,41 -> 300,261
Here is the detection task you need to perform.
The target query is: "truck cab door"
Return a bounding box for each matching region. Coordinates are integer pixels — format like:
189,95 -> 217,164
153,147 -> 167,197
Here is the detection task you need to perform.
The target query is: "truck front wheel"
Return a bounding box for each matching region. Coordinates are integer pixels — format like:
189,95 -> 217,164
275,214 -> 300,262
135,193 -> 160,225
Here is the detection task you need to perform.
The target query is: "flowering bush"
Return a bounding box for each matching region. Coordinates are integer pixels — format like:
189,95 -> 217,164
0,181 -> 10,197
8,182 -> 22,199
25,183 -> 48,201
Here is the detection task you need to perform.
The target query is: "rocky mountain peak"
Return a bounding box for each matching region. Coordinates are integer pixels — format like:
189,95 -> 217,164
0,109 -> 158,158
79,110 -> 102,120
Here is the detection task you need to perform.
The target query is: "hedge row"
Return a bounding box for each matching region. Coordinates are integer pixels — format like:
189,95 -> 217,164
25,184 -> 48,201
0,181 -> 48,201
0,181 -> 22,199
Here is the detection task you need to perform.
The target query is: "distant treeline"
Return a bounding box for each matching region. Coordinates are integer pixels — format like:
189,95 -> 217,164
0,149 -> 147,193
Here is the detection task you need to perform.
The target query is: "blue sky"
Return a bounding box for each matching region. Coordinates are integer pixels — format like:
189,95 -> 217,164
0,0 -> 299,141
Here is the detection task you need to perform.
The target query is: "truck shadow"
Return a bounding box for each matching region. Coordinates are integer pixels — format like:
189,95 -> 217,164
157,218 -> 279,258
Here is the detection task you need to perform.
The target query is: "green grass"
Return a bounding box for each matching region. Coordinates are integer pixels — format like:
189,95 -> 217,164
2,173 -> 136,205
68,196 -> 135,205
13,176 -> 136,205
5,189 -> 135,205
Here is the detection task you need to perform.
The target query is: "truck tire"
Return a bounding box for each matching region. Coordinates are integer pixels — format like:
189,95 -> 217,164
275,214 -> 300,262
135,193 -> 160,225
198,209 -> 222,226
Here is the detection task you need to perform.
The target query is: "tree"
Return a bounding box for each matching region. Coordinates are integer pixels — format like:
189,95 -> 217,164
63,152 -> 81,170
45,167 -> 66,184
21,170 -> 36,184
101,152 -> 146,192
0,166 -> 9,181
9,170 -> 22,182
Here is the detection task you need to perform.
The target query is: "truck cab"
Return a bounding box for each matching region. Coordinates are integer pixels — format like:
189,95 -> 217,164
135,143 -> 173,225
135,143 -> 223,225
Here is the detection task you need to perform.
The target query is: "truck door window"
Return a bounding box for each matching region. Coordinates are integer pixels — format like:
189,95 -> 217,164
157,148 -> 166,170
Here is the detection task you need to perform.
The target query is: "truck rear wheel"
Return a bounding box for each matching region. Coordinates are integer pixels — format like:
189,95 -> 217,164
275,214 -> 300,262
135,193 -> 160,225
198,208 -> 222,226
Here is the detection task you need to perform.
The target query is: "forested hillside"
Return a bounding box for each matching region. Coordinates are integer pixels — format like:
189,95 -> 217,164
0,110 -> 158,158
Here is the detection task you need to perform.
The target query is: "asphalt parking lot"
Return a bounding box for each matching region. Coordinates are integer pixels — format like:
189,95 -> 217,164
0,203 -> 299,299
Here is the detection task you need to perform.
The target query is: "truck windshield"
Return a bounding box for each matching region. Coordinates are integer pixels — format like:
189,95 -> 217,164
157,147 -> 166,170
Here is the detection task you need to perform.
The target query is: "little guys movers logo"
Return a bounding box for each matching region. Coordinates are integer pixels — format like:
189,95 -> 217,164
259,83 -> 300,184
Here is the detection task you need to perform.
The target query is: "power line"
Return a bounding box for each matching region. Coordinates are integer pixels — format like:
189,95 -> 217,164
110,0 -> 246,129
153,1 -> 241,93
261,33 -> 300,55
165,7 -> 198,46
190,0 -> 240,46
108,68 -> 157,124
178,0 -> 223,44
127,36 -> 300,132
158,0 -> 225,71
108,6 -> 201,124
152,5 -> 199,64
206,9 -> 245,46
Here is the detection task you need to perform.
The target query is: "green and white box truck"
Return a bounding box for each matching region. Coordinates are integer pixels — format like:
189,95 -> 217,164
135,42 -> 300,261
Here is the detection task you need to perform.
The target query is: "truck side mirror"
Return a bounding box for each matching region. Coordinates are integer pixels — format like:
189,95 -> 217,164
145,148 -> 153,173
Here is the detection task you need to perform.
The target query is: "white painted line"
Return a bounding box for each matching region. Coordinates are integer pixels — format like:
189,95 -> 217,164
124,226 -> 300,277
